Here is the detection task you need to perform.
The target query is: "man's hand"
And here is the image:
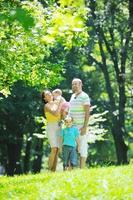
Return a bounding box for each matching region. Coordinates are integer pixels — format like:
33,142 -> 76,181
80,126 -> 87,135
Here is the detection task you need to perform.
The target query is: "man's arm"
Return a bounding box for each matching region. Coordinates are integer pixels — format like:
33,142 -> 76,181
76,137 -> 80,153
80,104 -> 90,135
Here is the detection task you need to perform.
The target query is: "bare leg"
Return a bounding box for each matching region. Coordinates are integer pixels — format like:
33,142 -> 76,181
68,165 -> 72,171
51,148 -> 59,171
80,157 -> 87,169
48,147 -> 58,171
63,166 -> 67,171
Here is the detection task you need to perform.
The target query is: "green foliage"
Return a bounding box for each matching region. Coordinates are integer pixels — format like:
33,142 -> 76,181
0,81 -> 44,174
0,0 -> 88,92
0,7 -> 35,31
85,0 -> 133,164
0,1 -> 63,91
0,81 -> 42,139
0,0 -> 132,169
87,106 -> 108,143
59,0 -> 85,7
0,165 -> 133,199
42,1 -> 88,49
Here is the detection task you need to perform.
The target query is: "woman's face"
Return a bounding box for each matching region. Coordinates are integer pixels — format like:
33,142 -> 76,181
44,91 -> 53,102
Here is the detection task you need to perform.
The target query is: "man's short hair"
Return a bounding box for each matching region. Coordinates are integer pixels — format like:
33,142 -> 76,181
72,78 -> 82,85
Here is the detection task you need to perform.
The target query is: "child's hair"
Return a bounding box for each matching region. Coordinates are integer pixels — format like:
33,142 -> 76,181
52,88 -> 62,95
64,116 -> 73,123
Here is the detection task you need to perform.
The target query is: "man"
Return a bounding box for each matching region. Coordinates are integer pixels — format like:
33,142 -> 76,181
69,78 -> 91,168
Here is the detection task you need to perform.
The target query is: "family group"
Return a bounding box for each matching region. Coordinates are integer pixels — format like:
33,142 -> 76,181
42,78 -> 91,171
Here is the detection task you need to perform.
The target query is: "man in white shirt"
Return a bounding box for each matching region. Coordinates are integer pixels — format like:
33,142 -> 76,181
69,78 -> 91,168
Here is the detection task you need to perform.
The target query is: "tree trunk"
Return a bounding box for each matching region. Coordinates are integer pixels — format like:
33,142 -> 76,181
32,140 -> 43,173
6,141 -> 23,176
23,140 -> 32,173
102,65 -> 128,164
88,0 -> 131,165
112,121 -> 128,164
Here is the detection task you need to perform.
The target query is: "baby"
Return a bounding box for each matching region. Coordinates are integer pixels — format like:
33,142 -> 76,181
52,89 -> 66,104
52,89 -> 70,119
60,116 -> 80,171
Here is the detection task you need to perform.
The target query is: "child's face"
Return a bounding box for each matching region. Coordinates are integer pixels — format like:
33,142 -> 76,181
52,92 -> 59,99
65,119 -> 73,127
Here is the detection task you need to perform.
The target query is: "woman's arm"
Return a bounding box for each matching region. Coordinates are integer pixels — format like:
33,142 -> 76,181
45,101 -> 62,116
44,104 -> 60,116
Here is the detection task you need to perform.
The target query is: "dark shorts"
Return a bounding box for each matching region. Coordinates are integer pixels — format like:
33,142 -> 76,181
62,145 -> 78,167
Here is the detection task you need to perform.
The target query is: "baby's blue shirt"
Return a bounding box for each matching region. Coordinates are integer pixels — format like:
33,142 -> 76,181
60,126 -> 79,147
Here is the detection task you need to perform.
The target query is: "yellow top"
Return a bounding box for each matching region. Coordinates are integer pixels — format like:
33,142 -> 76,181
45,111 -> 60,123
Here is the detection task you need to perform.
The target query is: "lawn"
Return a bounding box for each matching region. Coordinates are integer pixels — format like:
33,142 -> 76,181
0,165 -> 133,200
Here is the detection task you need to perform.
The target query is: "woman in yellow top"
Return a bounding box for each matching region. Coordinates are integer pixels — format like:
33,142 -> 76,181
42,90 -> 62,171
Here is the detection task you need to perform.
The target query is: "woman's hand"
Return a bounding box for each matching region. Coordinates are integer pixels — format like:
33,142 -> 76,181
45,104 -> 59,116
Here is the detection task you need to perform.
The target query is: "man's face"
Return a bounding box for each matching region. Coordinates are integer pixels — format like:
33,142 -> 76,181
72,80 -> 82,93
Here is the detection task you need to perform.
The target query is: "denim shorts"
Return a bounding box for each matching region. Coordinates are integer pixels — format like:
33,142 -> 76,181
62,145 -> 78,167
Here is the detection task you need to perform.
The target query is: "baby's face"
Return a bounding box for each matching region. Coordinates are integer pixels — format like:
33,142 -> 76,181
52,92 -> 60,99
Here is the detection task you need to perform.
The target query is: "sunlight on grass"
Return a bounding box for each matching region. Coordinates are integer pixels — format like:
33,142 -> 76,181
0,165 -> 133,200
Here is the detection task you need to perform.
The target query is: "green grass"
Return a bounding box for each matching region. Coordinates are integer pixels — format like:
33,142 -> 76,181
0,165 -> 133,200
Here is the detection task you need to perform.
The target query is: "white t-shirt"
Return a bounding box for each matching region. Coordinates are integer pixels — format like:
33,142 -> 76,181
69,91 -> 90,129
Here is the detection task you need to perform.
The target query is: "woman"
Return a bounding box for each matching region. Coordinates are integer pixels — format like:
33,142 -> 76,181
42,90 -> 61,171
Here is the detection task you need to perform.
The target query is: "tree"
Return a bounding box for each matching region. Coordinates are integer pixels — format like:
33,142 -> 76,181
0,81 -> 43,175
0,0 -> 88,92
86,0 -> 133,164
0,0 -> 90,174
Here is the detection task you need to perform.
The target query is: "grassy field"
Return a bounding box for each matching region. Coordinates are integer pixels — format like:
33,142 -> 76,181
0,165 -> 133,200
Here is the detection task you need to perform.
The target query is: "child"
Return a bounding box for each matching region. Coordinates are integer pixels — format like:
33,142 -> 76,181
52,89 -> 70,119
60,116 -> 80,171
52,89 -> 66,104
